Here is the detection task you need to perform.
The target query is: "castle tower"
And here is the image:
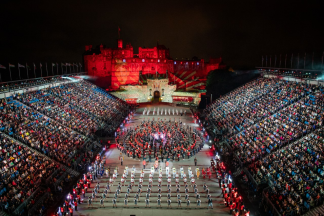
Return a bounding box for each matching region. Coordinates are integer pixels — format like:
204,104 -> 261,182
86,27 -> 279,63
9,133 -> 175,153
117,39 -> 123,49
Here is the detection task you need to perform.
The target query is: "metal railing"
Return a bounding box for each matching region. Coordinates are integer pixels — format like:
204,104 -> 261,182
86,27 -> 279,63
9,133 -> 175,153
262,187 -> 281,216
0,72 -> 86,94
13,188 -> 41,215
28,192 -> 49,216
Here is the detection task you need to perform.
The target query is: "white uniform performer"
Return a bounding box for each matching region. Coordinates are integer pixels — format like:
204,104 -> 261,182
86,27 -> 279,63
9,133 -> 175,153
123,172 -> 127,179
172,109 -> 174,115
168,109 -> 171,115
125,166 -> 129,176
121,177 -> 125,186
191,177 -> 195,186
167,177 -> 171,184
131,177 -> 135,186
149,177 -> 153,185
165,109 -> 167,115
188,167 -> 192,179
183,176 -> 187,185
166,167 -> 169,176
109,178 -> 113,185
180,167 -> 184,178
175,173 -> 179,184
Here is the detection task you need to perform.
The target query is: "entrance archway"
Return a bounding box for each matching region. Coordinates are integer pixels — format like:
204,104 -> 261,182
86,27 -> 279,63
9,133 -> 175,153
154,91 -> 160,99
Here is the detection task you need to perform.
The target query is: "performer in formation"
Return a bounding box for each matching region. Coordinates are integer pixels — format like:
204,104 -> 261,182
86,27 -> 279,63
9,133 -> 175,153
117,118 -> 204,161
143,107 -> 186,116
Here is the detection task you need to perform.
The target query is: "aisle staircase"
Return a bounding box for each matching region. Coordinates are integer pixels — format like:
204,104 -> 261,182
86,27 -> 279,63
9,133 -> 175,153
304,205 -> 324,216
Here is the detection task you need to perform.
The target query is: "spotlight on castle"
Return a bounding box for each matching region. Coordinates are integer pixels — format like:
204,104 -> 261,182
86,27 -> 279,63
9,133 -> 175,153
83,37 -> 225,105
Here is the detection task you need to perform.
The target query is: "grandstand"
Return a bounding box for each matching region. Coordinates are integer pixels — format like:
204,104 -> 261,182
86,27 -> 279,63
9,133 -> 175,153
202,73 -> 324,215
3,70 -> 324,216
0,75 -> 130,215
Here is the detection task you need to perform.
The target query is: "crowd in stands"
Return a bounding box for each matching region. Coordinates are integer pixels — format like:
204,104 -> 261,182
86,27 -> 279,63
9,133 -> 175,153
0,77 -> 66,93
0,135 -> 58,213
0,78 -> 129,215
229,93 -> 323,165
17,89 -> 102,136
203,77 -> 324,214
0,98 -> 86,166
205,79 -> 320,137
251,130 -> 324,214
50,81 -> 128,133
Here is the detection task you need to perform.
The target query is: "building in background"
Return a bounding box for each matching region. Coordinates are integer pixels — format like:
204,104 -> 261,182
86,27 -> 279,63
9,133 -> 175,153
83,38 -> 226,104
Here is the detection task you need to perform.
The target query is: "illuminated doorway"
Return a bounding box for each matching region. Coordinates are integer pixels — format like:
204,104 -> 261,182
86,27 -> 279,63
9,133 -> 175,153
154,91 -> 160,99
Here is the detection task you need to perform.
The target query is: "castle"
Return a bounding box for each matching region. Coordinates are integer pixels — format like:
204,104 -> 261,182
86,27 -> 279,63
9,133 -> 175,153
83,38 -> 225,104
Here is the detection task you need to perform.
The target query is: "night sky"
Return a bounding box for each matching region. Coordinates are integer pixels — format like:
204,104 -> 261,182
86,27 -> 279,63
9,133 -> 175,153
1,0 -> 324,69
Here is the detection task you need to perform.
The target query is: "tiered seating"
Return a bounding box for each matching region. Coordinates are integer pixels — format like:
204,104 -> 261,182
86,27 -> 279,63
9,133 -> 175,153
204,77 -> 324,214
0,135 -> 58,212
257,131 -> 324,215
0,79 -> 128,215
50,81 -> 128,133
205,79 -> 307,136
0,98 -> 86,166
17,89 -> 102,136
229,92 -> 323,165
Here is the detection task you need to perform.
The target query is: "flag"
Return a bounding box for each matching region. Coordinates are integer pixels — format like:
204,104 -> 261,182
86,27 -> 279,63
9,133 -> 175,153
75,63 -> 78,67
33,63 -> 36,69
18,63 -> 25,68
0,64 -> 6,69
9,63 -> 15,68
52,63 -> 56,67
40,63 -> 42,68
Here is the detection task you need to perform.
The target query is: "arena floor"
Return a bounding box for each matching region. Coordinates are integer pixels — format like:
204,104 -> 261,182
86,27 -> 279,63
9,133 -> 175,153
74,103 -> 230,216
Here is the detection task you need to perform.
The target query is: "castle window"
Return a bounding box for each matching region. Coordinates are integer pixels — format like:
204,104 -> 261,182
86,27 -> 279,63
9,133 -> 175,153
197,62 -> 199,65
174,61 -> 176,65
186,62 -> 188,65
123,59 -> 126,62
142,59 -> 145,62
158,59 -> 160,63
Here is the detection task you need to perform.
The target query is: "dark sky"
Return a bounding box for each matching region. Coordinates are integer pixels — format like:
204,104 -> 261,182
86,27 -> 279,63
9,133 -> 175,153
1,0 -> 324,69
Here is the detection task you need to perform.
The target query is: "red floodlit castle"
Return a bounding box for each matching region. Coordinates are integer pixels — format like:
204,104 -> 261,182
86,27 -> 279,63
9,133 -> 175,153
83,38 -> 225,90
